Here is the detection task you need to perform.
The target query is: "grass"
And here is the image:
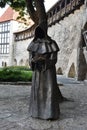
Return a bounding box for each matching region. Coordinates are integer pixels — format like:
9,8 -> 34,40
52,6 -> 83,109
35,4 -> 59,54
0,66 -> 32,82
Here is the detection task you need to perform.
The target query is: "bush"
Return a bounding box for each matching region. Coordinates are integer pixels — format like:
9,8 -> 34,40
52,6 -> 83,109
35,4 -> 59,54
0,66 -> 32,82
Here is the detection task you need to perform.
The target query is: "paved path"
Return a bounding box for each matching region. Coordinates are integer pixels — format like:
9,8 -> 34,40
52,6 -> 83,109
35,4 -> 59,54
0,77 -> 87,130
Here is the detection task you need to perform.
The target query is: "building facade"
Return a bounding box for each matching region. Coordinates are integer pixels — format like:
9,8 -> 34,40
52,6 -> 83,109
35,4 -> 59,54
0,7 -> 21,67
0,6 -> 32,67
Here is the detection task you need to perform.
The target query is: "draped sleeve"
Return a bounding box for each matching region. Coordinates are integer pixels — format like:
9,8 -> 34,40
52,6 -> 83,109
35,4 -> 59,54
27,37 -> 60,71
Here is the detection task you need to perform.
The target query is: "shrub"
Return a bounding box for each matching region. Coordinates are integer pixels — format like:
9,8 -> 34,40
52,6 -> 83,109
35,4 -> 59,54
0,66 -> 32,82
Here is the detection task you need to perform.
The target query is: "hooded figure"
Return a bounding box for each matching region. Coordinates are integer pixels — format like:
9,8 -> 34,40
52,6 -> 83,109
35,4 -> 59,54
27,26 -> 60,120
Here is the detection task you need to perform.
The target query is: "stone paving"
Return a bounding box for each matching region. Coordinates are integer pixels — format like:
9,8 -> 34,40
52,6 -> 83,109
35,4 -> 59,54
0,78 -> 87,130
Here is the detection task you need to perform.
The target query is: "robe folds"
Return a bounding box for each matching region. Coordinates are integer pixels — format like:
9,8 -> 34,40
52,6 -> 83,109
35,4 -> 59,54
27,37 -> 60,120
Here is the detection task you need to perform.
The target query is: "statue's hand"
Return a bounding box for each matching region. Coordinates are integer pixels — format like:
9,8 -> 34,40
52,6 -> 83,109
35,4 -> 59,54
32,56 -> 46,63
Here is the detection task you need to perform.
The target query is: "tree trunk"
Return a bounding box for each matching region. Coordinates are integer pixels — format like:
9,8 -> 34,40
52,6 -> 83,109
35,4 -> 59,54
25,0 -> 39,24
35,0 -> 47,35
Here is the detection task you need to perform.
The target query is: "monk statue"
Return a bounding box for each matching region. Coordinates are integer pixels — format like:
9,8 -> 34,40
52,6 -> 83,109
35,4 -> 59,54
27,26 -> 60,120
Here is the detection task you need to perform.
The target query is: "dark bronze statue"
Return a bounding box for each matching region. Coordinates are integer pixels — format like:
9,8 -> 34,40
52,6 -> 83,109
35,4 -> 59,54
27,26 -> 60,120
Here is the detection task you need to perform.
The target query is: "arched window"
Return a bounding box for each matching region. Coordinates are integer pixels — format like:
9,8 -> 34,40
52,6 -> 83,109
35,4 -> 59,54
2,61 -> 7,67
67,0 -> 70,4
19,59 -> 24,66
5,62 -> 7,67
14,59 -> 17,66
57,67 -> 63,75
25,59 -> 29,66
2,61 -> 4,67
61,0 -> 65,9
68,63 -> 75,78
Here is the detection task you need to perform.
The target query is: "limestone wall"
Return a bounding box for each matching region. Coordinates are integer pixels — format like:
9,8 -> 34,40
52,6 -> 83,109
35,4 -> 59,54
13,38 -> 33,67
0,55 -> 10,67
48,5 -> 87,77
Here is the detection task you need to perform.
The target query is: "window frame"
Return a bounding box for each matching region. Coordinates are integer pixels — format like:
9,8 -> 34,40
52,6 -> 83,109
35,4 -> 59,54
0,21 -> 10,54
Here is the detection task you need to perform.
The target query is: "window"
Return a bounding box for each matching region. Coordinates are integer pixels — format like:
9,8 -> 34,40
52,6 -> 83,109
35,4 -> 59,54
61,0 -> 65,9
2,61 -> 7,67
0,21 -> 10,54
67,0 -> 70,4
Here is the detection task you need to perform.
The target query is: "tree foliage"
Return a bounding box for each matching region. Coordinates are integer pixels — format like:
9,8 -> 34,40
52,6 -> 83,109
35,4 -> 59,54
0,0 -> 26,10
0,0 -> 27,22
0,0 -> 47,33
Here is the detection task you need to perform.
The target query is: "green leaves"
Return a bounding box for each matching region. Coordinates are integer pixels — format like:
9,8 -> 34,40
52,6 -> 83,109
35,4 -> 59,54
10,0 -> 26,10
0,0 -> 6,8
0,0 -> 26,17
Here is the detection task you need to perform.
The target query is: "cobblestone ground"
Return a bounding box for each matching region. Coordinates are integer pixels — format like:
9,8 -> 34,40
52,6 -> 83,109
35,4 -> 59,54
0,80 -> 87,130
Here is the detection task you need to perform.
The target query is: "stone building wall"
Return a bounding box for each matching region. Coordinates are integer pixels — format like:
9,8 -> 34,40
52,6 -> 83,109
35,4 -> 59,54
0,20 -> 19,67
0,55 -> 9,67
13,38 -> 33,67
13,4 -> 87,79
0,19 -> 28,68
48,4 -> 87,78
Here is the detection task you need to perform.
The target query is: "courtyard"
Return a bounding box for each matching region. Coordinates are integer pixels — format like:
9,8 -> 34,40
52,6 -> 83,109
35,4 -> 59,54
0,76 -> 87,130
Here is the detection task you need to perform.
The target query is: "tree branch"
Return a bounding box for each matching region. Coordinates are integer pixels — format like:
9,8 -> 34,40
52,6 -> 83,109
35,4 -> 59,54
25,0 -> 39,24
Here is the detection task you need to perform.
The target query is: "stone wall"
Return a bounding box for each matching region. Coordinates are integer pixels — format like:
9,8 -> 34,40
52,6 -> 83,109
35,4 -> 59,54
48,4 -> 87,78
13,4 -> 87,79
0,55 -> 10,67
13,38 -> 33,67
0,20 -> 18,67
